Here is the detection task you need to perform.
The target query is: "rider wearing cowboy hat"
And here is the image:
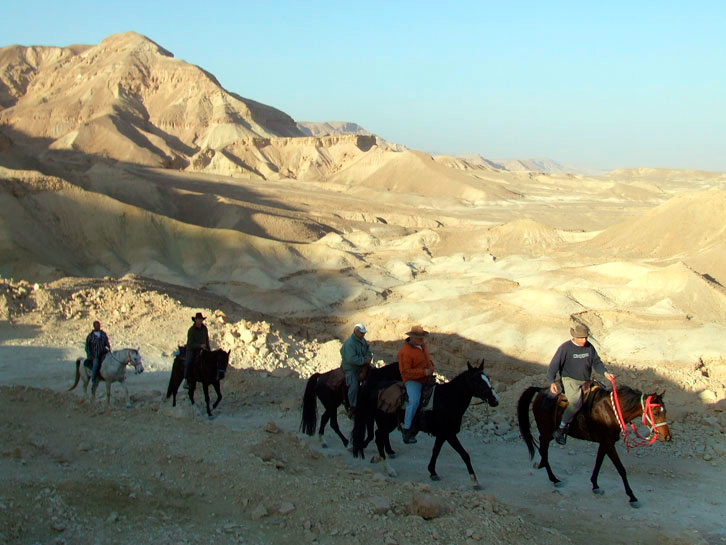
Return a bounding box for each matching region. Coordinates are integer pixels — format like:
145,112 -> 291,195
183,312 -> 210,389
397,325 -> 435,444
548,323 -> 615,445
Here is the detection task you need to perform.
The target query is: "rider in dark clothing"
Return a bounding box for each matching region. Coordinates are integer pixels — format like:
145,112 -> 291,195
85,320 -> 111,392
547,323 -> 614,445
184,312 -> 210,388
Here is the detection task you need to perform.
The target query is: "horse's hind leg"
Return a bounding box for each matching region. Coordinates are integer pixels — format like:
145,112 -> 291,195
590,443 -> 607,495
537,436 -> 562,487
328,410 -> 349,447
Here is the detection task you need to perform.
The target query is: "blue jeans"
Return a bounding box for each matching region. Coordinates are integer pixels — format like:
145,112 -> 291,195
90,355 -> 102,386
403,381 -> 423,430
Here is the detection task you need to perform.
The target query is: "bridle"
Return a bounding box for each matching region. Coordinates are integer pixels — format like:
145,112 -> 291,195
109,349 -> 143,374
609,377 -> 667,452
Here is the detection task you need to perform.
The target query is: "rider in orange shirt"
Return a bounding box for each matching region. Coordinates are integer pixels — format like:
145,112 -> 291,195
397,325 -> 435,444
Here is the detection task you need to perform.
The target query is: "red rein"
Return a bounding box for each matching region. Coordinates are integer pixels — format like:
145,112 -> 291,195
609,377 -> 659,452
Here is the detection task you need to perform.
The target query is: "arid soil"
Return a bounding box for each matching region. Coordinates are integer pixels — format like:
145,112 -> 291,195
1,276 -> 725,545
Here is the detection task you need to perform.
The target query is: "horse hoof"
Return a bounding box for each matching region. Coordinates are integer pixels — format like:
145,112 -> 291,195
593,488 -> 604,495
388,452 -> 397,459
430,475 -> 441,482
473,483 -> 482,491
553,481 -> 564,488
630,500 -> 641,509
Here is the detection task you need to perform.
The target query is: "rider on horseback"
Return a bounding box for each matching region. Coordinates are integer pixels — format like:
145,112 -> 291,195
183,312 -> 210,389
340,323 -> 373,417
85,320 -> 111,394
548,323 -> 614,445
398,325 -> 435,444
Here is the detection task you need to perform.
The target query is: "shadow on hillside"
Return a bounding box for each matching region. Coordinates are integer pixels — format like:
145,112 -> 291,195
0,126 -> 339,243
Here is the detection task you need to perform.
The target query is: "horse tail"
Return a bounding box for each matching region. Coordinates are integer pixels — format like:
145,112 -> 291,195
300,373 -> 320,435
517,386 -> 541,460
351,379 -> 379,458
166,357 -> 182,399
69,358 -> 82,391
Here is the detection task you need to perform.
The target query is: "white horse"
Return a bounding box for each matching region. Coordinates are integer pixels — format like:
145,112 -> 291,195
69,348 -> 144,407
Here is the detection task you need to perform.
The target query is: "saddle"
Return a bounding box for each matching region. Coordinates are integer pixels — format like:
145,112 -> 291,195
377,382 -> 406,414
554,379 -> 606,413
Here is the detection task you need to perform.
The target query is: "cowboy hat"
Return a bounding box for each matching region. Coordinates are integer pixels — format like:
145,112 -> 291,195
191,312 -> 206,321
570,323 -> 590,338
406,325 -> 429,337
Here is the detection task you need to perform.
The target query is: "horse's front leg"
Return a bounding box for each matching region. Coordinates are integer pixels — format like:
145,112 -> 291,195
444,434 -> 481,490
428,435 -> 446,482
211,381 -> 222,409
187,382 -> 196,406
119,380 -> 131,408
604,442 -> 639,507
105,381 -> 112,406
203,383 -> 212,417
590,443 -> 608,495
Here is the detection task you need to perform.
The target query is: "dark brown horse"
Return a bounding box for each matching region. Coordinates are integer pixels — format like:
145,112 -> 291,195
300,362 -> 401,448
517,382 -> 672,507
167,347 -> 230,418
352,360 -> 499,488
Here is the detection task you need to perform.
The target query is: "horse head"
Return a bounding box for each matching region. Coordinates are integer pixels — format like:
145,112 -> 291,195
130,349 -> 144,374
644,390 -> 671,442
466,359 -> 499,407
215,349 -> 230,381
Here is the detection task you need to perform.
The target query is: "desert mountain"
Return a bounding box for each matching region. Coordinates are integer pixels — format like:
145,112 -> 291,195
0,32 -> 303,168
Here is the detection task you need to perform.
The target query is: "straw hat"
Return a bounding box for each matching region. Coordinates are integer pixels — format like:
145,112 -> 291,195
405,325 -> 429,337
570,324 -> 590,338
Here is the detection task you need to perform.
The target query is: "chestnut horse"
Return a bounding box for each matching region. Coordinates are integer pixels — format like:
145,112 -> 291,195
517,382 -> 671,507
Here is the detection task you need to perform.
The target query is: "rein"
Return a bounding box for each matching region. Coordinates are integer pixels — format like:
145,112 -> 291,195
608,377 -> 665,452
108,350 -> 141,370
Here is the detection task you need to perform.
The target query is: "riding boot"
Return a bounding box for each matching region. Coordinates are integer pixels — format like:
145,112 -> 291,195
402,428 -> 417,444
554,424 -> 568,445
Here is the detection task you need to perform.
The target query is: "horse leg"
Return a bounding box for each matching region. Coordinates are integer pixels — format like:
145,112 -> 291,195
328,409 -> 349,447
383,429 -> 396,459
120,380 -> 131,408
187,382 -> 196,407
374,423 -> 397,477
537,434 -> 562,487
203,383 -> 212,417
318,408 -> 331,447
212,381 -> 222,409
444,434 -> 481,490
603,442 -> 639,506
590,443 -> 608,495
105,381 -> 112,406
428,435 -> 446,482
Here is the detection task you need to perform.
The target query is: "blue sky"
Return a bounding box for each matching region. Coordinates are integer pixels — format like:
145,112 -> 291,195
2,1 -> 725,171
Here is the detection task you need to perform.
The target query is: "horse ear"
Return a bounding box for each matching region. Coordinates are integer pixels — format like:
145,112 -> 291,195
136,346 -> 140,352
659,389 -> 666,398
478,358 -> 485,370
467,361 -> 473,370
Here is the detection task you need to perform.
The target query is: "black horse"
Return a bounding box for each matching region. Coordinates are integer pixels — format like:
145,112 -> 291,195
352,360 -> 499,489
167,347 -> 230,418
517,382 -> 672,507
300,361 -> 401,448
